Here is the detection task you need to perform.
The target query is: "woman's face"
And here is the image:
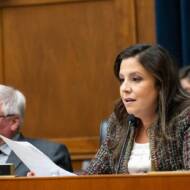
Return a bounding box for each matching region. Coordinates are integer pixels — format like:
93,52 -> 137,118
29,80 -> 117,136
119,57 -> 158,119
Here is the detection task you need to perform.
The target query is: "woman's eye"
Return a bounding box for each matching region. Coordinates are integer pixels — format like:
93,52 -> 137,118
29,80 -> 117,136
119,78 -> 124,83
132,77 -> 142,82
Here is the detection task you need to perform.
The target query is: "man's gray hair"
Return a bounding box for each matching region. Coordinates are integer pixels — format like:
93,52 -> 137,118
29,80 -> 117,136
0,84 -> 26,124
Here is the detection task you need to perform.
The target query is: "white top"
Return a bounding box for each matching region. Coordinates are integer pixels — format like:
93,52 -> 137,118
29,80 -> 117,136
128,142 -> 151,173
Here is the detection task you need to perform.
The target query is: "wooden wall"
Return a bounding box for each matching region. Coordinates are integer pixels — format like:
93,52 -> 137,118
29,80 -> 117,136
0,0 -> 155,170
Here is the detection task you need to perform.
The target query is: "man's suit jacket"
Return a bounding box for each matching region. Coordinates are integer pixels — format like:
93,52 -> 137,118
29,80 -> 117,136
6,133 -> 73,176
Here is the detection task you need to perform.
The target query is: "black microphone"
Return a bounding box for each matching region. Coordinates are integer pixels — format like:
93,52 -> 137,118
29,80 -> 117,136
115,114 -> 137,173
127,114 -> 137,127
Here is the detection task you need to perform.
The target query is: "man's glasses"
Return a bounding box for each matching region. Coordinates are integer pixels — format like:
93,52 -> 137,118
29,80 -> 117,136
0,114 -> 16,118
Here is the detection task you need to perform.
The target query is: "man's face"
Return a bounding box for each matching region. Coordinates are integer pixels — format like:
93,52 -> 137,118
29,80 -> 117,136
0,106 -> 19,144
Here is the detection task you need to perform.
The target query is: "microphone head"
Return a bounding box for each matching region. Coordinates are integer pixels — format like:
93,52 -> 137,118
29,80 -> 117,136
127,114 -> 137,127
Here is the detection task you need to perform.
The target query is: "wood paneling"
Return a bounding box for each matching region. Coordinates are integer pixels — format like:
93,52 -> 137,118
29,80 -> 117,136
0,0 -> 148,139
2,0 -> 120,138
135,0 -> 156,43
0,0 -> 108,7
0,10 -> 4,83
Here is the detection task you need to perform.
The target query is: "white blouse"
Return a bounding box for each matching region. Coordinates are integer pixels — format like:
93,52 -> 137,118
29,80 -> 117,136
128,142 -> 151,173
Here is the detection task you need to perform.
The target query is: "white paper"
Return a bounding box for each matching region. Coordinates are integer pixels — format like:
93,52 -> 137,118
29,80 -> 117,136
0,134 -> 76,177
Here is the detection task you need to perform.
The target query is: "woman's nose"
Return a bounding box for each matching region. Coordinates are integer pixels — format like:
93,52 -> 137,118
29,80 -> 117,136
120,81 -> 132,93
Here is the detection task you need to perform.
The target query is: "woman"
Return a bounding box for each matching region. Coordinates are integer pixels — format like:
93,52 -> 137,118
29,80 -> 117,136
85,44 -> 190,174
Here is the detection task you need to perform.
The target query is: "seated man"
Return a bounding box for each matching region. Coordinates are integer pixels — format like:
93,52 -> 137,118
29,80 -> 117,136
0,84 -> 73,176
179,65 -> 190,93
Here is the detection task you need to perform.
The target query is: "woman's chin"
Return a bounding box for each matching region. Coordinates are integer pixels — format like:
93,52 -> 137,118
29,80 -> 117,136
126,110 -> 139,118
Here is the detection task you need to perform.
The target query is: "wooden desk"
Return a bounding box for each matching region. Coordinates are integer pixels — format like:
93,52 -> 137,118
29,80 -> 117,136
1,172 -> 190,190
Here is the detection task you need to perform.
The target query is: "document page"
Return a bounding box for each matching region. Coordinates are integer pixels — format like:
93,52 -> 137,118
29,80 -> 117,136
0,135 -> 76,177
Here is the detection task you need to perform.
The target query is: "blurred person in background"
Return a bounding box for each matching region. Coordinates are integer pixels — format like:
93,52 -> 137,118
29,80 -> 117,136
0,84 -> 73,176
179,65 -> 190,93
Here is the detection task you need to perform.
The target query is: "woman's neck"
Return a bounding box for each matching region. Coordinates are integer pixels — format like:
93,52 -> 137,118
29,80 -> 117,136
138,112 -> 157,130
135,113 -> 157,143
135,124 -> 149,143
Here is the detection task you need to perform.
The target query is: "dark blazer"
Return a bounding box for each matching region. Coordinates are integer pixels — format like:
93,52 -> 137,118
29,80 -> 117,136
6,133 -> 73,176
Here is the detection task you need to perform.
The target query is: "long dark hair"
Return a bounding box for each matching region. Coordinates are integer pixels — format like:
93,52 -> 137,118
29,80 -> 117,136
113,44 -> 190,139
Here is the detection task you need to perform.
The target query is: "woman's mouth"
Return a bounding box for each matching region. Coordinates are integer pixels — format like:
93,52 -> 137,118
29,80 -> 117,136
124,98 -> 136,102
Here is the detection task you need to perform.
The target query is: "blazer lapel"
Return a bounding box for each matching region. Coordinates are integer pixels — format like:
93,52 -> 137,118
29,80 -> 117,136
6,151 -> 22,170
